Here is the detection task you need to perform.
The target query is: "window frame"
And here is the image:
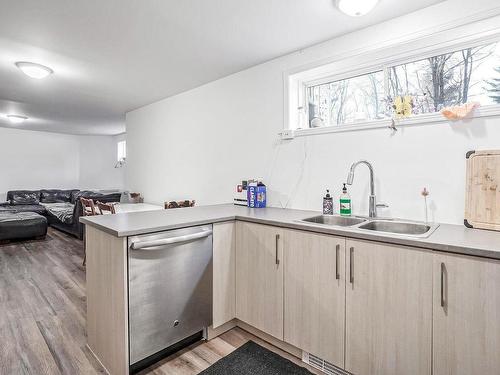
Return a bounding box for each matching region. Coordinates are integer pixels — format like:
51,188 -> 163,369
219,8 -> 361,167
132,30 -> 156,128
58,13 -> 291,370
306,68 -> 386,127
117,140 -> 126,162
286,27 -> 500,137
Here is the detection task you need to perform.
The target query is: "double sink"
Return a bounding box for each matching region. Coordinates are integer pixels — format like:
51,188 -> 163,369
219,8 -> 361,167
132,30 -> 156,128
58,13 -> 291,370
299,160 -> 440,238
300,214 -> 439,238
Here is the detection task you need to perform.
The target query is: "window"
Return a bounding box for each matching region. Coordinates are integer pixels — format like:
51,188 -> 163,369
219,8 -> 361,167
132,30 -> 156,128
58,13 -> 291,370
387,43 -> 500,114
297,41 -> 500,131
117,140 -> 126,162
307,71 -> 385,127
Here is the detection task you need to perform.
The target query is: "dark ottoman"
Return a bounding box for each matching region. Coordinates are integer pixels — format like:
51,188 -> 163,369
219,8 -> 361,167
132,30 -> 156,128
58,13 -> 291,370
0,212 -> 48,241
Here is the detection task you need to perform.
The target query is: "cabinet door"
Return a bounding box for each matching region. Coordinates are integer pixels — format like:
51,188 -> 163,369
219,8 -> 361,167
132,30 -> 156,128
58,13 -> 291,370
235,222 -> 284,339
433,253 -> 500,375
284,230 -> 345,367
212,222 -> 236,328
345,239 -> 432,375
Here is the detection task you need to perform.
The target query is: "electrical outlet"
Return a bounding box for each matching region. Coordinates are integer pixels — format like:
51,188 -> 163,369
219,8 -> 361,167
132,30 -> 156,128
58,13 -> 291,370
280,129 -> 295,140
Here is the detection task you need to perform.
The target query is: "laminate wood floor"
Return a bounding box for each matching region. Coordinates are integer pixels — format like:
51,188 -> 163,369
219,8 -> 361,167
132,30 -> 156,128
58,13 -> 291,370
0,228 -> 321,375
139,327 -> 322,375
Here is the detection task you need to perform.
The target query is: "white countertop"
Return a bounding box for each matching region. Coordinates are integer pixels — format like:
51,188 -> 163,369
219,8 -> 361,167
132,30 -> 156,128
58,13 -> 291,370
114,202 -> 163,213
81,204 -> 500,260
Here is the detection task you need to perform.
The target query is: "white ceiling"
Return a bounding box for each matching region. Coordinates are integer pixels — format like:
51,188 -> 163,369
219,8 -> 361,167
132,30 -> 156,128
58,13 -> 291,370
0,0 -> 444,135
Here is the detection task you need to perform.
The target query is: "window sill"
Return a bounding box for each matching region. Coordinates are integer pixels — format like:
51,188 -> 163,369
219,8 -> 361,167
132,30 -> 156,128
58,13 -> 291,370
291,105 -> 500,138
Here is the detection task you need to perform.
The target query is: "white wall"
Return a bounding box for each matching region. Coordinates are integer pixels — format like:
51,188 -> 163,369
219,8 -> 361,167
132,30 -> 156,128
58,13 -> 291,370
79,134 -> 126,191
0,127 -> 80,201
0,127 -> 125,201
126,0 -> 500,225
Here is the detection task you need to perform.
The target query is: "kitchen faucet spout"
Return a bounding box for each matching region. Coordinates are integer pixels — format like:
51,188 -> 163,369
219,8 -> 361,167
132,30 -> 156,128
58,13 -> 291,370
346,160 -> 377,217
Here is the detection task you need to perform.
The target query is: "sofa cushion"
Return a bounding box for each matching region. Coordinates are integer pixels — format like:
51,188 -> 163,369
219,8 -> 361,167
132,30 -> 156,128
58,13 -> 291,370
41,202 -> 75,224
8,190 -> 41,205
71,190 -> 83,204
0,205 -> 16,213
0,212 -> 48,241
75,190 -> 104,199
74,190 -> 121,203
40,189 -> 79,203
2,204 -> 47,215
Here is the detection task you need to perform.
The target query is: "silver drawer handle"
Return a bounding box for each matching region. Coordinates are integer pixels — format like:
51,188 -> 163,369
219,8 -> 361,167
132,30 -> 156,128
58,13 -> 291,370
275,234 -> 280,266
441,262 -> 446,308
335,244 -> 340,280
130,230 -> 212,250
349,247 -> 354,284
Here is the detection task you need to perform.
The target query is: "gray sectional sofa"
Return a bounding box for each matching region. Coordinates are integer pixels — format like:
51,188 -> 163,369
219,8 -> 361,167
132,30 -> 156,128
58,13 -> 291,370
0,189 -> 121,241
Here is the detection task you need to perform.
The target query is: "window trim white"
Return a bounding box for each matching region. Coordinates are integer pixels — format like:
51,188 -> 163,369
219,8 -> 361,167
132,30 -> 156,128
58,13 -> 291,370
284,14 -> 500,137
293,105 -> 500,137
117,140 -> 127,162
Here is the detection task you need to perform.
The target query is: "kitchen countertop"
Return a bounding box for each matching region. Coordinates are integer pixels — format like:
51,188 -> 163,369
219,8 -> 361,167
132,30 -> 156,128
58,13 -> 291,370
114,202 -> 163,213
80,204 -> 500,260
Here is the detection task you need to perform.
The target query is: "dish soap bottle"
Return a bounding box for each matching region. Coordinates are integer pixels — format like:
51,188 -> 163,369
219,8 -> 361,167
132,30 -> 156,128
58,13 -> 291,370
323,189 -> 333,215
340,184 -> 352,216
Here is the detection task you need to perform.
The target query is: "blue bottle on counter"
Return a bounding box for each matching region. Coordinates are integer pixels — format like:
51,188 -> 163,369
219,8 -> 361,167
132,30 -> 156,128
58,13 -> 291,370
248,182 -> 266,208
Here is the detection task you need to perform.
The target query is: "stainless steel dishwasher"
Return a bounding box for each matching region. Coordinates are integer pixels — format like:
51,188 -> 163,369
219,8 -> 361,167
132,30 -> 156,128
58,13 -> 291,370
128,224 -> 213,371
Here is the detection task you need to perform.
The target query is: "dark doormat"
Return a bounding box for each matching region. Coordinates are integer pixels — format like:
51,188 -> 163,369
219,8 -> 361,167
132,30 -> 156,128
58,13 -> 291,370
199,341 -> 314,375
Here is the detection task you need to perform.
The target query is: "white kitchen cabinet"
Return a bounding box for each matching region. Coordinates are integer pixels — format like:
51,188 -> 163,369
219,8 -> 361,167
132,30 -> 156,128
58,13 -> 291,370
235,221 -> 284,340
284,230 -> 346,367
433,253 -> 500,375
345,239 -> 432,375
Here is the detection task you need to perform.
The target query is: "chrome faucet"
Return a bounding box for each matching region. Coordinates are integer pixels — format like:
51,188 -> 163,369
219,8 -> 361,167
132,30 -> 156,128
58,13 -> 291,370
346,160 -> 379,218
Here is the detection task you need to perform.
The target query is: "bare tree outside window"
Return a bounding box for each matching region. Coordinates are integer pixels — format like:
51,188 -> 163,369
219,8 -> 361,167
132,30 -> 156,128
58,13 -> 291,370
307,71 -> 384,127
306,42 -> 500,128
388,44 -> 496,113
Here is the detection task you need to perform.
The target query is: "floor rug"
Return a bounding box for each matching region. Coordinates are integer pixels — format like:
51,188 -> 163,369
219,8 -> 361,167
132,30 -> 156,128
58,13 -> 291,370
199,340 -> 314,375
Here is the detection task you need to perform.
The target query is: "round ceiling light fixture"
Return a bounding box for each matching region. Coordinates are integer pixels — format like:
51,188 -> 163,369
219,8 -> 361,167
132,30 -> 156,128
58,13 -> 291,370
6,114 -> 28,124
15,61 -> 54,79
336,0 -> 379,17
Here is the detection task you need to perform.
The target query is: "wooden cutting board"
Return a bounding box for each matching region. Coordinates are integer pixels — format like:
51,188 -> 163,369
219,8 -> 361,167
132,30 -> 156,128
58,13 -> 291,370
465,150 -> 500,231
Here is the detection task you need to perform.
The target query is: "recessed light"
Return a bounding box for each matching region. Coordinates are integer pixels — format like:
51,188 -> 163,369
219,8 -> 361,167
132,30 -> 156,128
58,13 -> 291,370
15,61 -> 54,79
6,115 -> 28,124
336,0 -> 379,17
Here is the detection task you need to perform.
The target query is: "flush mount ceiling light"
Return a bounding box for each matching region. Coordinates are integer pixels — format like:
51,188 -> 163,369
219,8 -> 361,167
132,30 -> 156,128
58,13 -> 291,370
6,114 -> 28,124
15,61 -> 54,79
336,0 -> 379,16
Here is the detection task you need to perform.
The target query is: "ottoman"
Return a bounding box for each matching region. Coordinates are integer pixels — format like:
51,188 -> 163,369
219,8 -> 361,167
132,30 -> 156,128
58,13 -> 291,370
0,212 -> 48,242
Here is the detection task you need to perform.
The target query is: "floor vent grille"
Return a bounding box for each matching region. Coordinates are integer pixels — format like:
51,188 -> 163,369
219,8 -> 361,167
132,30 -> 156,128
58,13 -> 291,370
302,352 -> 349,375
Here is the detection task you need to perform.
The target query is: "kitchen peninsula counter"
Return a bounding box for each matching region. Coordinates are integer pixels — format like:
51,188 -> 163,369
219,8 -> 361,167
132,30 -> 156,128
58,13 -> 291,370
81,203 -> 500,260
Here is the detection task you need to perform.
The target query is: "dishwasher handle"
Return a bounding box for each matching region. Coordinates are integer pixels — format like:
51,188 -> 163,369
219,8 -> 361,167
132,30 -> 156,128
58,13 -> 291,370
130,229 -> 213,250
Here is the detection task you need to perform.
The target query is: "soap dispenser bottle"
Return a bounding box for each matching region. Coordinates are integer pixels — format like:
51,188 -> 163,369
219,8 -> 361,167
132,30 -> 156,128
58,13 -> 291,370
340,183 -> 352,216
323,189 -> 333,215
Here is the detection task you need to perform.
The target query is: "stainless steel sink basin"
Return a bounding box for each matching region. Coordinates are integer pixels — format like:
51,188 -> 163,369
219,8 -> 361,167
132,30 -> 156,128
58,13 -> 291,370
301,215 -> 367,227
299,214 -> 439,238
358,220 -> 437,237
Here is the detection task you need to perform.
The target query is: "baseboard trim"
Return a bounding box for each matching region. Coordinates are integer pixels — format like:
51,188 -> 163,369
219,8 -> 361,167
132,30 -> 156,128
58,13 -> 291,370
207,319 -> 238,340
208,318 -> 303,360
235,320 -> 303,359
